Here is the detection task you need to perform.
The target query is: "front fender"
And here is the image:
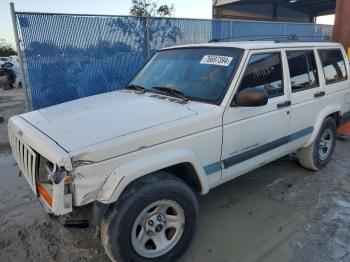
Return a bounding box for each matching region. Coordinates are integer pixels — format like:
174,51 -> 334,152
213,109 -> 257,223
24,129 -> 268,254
304,104 -> 341,147
96,149 -> 209,204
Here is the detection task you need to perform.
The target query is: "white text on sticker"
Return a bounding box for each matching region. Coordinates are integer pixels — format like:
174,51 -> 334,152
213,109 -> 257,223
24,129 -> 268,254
200,55 -> 233,67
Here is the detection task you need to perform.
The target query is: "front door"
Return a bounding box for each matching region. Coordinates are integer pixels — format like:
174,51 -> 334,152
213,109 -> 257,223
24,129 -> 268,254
222,50 -> 291,181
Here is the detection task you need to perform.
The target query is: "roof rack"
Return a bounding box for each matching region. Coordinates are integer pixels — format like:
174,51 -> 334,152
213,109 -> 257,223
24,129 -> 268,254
209,34 -> 332,43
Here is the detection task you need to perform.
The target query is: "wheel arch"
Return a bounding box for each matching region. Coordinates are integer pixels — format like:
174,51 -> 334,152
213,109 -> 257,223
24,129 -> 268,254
305,105 -> 341,147
96,149 -> 209,205
328,111 -> 342,128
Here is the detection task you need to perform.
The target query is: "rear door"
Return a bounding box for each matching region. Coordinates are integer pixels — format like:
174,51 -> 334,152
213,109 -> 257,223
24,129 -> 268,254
285,48 -> 323,151
221,50 -> 290,181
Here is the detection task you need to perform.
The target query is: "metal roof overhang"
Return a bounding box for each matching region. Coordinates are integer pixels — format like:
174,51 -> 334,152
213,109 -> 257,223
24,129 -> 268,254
215,0 -> 336,16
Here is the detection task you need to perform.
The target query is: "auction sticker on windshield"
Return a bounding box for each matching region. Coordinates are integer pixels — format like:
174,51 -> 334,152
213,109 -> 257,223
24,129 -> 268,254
200,55 -> 233,66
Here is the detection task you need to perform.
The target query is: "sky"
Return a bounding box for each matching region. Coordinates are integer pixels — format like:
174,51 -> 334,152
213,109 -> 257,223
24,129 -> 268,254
317,15 -> 335,25
0,0 -> 213,47
0,0 -> 334,48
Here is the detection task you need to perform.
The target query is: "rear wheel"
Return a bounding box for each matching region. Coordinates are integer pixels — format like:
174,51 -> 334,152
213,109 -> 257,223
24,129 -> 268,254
101,172 -> 198,262
298,117 -> 337,170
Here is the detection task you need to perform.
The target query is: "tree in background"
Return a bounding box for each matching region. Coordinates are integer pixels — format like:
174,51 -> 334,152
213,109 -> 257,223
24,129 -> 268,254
0,38 -> 17,56
130,0 -> 174,17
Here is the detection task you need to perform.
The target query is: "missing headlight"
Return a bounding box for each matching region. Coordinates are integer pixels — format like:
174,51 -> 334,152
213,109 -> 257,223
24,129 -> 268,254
38,155 -> 55,184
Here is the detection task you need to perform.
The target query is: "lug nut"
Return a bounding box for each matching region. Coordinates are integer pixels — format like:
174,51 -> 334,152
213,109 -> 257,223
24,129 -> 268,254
147,230 -> 153,235
155,224 -> 163,232
148,220 -> 154,226
157,215 -> 162,221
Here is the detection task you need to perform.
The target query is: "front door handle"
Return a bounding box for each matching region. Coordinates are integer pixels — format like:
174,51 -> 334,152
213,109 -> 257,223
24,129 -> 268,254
314,91 -> 325,98
277,101 -> 291,109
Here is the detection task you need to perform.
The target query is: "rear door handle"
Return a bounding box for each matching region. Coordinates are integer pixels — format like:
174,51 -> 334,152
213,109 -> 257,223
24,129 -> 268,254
314,91 -> 325,98
277,101 -> 291,109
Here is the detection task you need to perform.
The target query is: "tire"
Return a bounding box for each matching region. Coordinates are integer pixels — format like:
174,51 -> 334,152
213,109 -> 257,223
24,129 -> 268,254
101,172 -> 199,262
298,117 -> 337,171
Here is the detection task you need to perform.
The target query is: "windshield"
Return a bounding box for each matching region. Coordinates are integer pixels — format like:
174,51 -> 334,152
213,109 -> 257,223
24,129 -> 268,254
130,48 -> 243,104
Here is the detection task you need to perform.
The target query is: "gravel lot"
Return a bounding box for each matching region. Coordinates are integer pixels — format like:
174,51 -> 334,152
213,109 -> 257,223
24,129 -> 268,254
1,88 -> 350,262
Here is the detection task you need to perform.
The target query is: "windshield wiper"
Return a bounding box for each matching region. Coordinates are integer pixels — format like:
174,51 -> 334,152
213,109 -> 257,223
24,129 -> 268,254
152,86 -> 188,102
125,84 -> 146,93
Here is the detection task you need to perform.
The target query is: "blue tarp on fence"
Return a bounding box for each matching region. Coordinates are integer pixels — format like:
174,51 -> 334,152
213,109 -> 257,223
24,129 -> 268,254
15,13 -> 333,109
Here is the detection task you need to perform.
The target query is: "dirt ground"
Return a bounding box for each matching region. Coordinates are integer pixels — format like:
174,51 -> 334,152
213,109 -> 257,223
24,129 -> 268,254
1,88 -> 350,262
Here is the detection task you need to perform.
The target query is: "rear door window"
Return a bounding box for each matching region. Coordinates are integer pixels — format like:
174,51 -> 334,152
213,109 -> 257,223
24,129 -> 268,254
318,49 -> 347,84
286,50 -> 319,92
238,52 -> 284,98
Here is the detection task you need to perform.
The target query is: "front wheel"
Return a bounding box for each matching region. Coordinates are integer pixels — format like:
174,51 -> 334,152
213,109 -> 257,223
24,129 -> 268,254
101,172 -> 198,262
298,117 -> 337,170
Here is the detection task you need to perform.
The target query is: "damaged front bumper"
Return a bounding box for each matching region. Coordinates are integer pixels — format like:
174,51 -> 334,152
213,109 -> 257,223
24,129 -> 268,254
8,116 -> 109,221
36,170 -> 73,216
8,116 -> 74,216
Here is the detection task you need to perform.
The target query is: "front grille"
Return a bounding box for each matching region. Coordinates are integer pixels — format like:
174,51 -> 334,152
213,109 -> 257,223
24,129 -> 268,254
8,128 -> 38,194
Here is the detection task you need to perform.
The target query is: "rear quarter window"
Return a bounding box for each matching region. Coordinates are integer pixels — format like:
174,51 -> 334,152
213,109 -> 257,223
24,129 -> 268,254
318,49 -> 347,85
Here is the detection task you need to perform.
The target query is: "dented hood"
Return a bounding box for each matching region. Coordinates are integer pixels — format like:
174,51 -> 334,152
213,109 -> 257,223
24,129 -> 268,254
20,91 -> 197,152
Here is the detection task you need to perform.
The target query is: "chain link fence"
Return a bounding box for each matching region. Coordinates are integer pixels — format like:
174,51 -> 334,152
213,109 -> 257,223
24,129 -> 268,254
15,12 -> 333,109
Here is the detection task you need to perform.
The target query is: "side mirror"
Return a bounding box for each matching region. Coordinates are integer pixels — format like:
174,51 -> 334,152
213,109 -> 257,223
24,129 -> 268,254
232,88 -> 268,107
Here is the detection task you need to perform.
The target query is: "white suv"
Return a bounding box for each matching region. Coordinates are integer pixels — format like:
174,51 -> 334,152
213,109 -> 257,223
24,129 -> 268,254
8,41 -> 350,262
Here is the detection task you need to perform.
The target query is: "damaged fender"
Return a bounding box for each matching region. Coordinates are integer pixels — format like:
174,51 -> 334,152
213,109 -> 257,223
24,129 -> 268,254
96,149 -> 209,204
